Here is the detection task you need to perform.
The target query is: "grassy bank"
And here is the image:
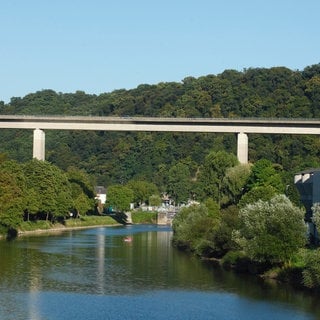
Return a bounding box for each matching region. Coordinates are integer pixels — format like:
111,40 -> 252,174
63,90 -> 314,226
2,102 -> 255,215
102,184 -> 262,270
16,212 -> 157,235
64,215 -> 119,228
17,215 -> 119,234
0,211 -> 160,239
131,210 -> 158,224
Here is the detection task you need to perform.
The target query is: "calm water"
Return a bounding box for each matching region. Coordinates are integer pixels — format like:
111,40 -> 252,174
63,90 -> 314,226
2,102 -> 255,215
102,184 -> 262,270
0,224 -> 320,320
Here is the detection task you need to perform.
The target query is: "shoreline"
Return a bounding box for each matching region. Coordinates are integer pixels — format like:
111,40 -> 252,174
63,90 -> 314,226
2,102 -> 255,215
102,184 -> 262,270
0,220 -> 122,240
1,212 -> 158,240
16,223 -> 120,237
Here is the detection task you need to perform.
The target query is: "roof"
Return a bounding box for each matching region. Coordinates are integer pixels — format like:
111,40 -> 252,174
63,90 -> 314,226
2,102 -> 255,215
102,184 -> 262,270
295,168 -> 320,175
94,186 -> 106,194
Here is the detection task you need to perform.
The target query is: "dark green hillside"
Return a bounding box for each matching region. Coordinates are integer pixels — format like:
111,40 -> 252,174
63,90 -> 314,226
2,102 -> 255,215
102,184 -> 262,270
0,64 -> 320,186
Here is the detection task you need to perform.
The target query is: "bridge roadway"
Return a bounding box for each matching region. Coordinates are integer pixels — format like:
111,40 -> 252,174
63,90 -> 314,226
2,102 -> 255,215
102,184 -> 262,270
1,115 -> 320,134
1,115 -> 320,163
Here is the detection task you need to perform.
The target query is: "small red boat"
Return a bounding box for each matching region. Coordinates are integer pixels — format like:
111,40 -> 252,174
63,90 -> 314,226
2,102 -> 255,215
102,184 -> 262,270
124,236 -> 132,242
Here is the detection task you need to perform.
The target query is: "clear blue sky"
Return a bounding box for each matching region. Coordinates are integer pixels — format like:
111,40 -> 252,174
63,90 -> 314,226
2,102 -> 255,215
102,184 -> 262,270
1,0 -> 319,103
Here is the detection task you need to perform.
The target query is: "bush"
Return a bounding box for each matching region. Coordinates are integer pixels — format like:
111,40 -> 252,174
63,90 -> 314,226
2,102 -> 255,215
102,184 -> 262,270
19,220 -> 53,231
211,205 -> 240,257
194,239 -> 216,257
0,224 -> 9,237
131,210 -> 157,224
234,195 -> 307,265
172,204 -> 215,251
302,249 -> 320,289
65,215 -> 118,227
221,251 -> 250,272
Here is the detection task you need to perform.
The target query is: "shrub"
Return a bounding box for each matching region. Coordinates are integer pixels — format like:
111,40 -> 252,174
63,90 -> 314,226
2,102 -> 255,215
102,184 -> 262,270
302,249 -> 320,289
234,195 -> 307,265
172,204 -> 216,251
131,210 -> 157,224
221,251 -> 250,272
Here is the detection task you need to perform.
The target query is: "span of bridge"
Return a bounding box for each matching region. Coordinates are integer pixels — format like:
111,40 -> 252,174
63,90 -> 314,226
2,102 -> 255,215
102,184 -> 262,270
1,115 -> 320,163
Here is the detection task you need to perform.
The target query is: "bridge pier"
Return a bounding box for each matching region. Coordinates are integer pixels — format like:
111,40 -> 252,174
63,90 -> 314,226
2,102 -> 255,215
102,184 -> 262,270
237,132 -> 248,164
30,128 -> 248,164
33,129 -> 45,160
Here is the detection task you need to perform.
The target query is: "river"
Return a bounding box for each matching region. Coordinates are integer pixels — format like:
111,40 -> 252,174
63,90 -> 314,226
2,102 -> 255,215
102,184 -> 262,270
0,224 -> 319,320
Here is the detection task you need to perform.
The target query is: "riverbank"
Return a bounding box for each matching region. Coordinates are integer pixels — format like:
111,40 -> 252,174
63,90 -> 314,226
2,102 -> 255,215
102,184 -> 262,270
2,212 -> 158,239
17,216 -> 119,237
197,251 -> 312,293
0,216 -> 120,239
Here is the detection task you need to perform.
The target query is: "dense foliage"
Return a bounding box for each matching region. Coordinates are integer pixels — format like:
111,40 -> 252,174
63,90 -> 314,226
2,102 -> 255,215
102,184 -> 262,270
171,156 -> 318,290
234,195 -> 306,264
1,64 -> 320,190
0,159 -> 96,235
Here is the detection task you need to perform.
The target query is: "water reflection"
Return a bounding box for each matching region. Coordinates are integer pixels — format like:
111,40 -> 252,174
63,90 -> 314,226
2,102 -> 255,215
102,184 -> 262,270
0,225 -> 319,320
28,259 -> 42,320
96,232 -> 105,294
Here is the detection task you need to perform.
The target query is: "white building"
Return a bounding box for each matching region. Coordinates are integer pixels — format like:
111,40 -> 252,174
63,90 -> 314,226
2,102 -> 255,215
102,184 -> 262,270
94,186 -> 106,205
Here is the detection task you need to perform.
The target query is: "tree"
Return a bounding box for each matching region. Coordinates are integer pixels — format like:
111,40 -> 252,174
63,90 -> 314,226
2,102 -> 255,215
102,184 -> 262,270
0,160 -> 36,222
311,203 -> 320,229
167,162 -> 192,204
246,159 -> 285,193
23,160 -> 73,221
238,185 -> 278,208
126,180 -> 159,206
234,195 -> 306,265
172,204 -> 216,254
211,205 -> 240,257
222,164 -> 251,205
302,249 -> 320,289
0,171 -> 24,232
196,151 -> 239,204
24,188 -> 39,221
149,194 -> 161,207
67,167 -> 95,216
73,193 -> 93,217
107,185 -> 133,212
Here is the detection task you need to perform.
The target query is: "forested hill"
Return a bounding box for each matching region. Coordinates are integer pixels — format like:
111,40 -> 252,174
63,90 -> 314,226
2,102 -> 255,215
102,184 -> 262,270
0,64 -> 320,186
2,64 -> 320,117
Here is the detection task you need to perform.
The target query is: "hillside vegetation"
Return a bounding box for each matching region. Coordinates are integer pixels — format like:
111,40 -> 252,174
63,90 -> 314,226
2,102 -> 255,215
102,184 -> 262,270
0,65 -> 320,188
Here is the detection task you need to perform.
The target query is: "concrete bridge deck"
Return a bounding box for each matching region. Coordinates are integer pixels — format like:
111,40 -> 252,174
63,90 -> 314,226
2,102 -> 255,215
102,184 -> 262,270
0,115 -> 320,134
1,115 -> 320,163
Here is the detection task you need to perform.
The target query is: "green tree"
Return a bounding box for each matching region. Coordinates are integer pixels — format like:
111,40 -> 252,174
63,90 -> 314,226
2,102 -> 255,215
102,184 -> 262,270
167,162 -> 192,204
302,249 -> 320,289
67,167 -> 95,216
0,171 -> 24,232
107,185 -> 134,212
196,151 -> 238,204
311,203 -> 320,229
0,160 -> 38,222
149,194 -> 161,207
222,163 -> 251,206
234,195 -> 306,265
126,180 -> 159,206
23,160 -> 73,221
211,205 -> 240,257
24,188 -> 39,221
247,159 -> 285,193
172,204 -> 216,255
238,185 -> 278,208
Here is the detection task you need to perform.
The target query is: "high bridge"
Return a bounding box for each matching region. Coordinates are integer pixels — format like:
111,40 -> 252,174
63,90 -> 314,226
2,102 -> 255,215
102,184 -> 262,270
1,115 -> 320,163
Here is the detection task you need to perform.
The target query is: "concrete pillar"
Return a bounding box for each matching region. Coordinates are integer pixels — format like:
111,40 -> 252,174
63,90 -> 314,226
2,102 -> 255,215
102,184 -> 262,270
33,129 -> 45,160
124,212 -> 132,224
237,132 -> 248,164
157,212 -> 168,225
